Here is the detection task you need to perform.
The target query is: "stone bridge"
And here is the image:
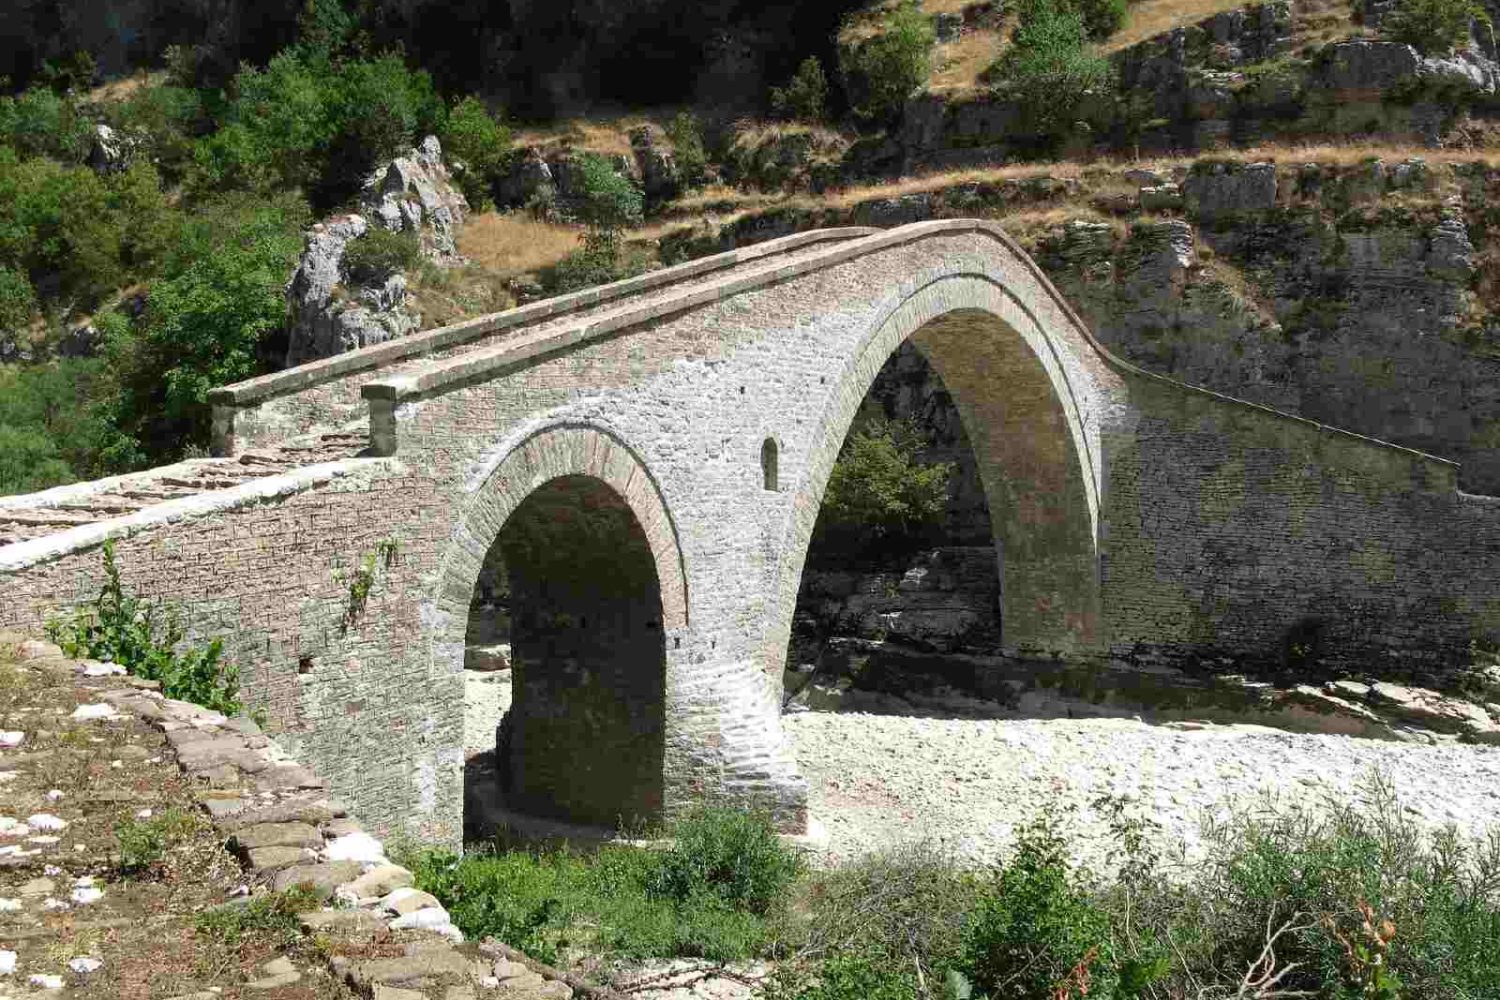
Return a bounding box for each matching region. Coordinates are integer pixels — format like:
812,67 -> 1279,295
3,220 -> 1498,843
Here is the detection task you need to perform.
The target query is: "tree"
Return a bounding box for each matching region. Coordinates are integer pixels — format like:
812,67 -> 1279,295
441,95 -> 511,210
838,2 -> 935,121
821,416 -> 953,541
992,0 -> 1114,156
771,56 -> 829,121
1384,0 -> 1490,53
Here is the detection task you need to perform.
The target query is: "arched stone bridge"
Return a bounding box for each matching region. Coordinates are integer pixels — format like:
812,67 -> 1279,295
3,220 -> 1498,842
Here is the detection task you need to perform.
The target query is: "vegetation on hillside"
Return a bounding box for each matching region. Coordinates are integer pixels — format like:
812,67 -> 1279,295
416,779 -> 1500,999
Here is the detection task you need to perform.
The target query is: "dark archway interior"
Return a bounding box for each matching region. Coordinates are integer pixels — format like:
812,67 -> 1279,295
787,341 -> 1001,699
465,475 -> 666,831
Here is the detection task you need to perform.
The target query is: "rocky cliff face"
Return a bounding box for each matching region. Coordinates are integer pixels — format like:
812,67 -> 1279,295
284,137 -> 468,366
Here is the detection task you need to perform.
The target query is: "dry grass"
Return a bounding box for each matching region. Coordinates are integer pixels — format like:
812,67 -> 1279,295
457,212 -> 586,275
923,0 -> 981,13
930,27 -> 1007,94
511,117 -> 651,157
84,70 -> 166,105
1104,0 -> 1260,51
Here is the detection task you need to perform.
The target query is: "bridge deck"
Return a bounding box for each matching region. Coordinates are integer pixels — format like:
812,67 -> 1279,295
0,228 -> 877,557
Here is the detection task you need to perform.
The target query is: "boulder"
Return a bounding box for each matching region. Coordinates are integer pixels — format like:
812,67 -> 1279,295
1182,161 -> 1277,217
1428,217 -> 1476,282
497,148 -> 555,208
88,123 -> 138,174
630,124 -> 679,202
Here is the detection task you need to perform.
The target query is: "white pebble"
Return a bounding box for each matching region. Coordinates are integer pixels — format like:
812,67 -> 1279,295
26,814 -> 66,832
135,808 -> 153,819
322,831 -> 385,863
80,662 -> 125,677
0,898 -> 19,912
29,973 -> 64,989
69,887 -> 103,906
388,905 -> 452,931
45,790 -> 63,801
0,949 -> 14,975
70,704 -> 118,721
0,817 -> 27,837
41,898 -> 68,911
0,731 -> 23,748
67,956 -> 102,975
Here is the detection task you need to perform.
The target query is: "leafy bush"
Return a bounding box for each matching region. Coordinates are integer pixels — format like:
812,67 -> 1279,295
991,0 -> 1115,157
0,149 -> 126,306
0,88 -> 94,162
649,808 -> 804,915
115,808 -> 200,874
667,111 -> 709,189
441,95 -> 512,210
103,190 -> 309,458
771,57 -> 830,122
768,955 -> 920,1000
1383,0 -> 1490,53
343,226 -> 421,282
0,266 -> 36,334
573,152 -> 644,234
1072,0 -> 1129,41
820,416 -> 953,542
48,540 -> 242,715
0,359 -> 138,494
961,819 -> 1161,1000
838,2 -> 936,121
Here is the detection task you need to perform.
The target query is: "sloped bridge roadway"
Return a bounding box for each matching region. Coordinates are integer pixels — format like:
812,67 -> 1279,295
3,221 -> 1497,843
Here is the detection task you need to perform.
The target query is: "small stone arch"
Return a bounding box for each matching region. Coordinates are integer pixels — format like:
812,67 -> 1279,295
767,272 -> 1104,673
431,424 -> 688,826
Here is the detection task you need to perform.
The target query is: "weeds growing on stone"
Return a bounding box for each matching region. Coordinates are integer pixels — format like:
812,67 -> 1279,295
47,539 -> 242,714
196,886 -> 322,949
115,807 -> 203,875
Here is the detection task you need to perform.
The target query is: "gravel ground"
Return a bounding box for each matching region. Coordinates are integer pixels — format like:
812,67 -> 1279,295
786,710 -> 1500,871
463,672 -> 1500,872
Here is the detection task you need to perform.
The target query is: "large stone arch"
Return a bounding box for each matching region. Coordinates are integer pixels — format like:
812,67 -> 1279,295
431,423 -> 688,825
766,273 -> 1105,673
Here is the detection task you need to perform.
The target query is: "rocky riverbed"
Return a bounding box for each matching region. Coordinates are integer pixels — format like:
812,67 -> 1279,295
462,672 -> 1500,871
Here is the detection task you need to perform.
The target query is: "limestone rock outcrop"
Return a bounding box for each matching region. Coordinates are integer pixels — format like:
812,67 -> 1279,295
282,214 -> 421,367
358,135 -> 469,260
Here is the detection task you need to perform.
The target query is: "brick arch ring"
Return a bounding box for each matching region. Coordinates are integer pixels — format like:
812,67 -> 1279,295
429,423 -> 689,674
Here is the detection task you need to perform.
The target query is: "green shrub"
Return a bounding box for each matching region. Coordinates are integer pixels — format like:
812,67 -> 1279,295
1071,0 -> 1129,41
441,95 -> 512,210
1383,0 -> 1489,53
0,359 -> 138,494
820,416 -> 953,542
412,837 -> 782,966
649,808 -> 804,916
769,955 -> 920,1000
0,266 -> 36,334
115,808 -> 200,874
0,149 -> 125,306
838,2 -> 936,121
0,88 -> 94,162
771,57 -> 831,122
667,111 -> 709,189
343,226 -> 422,283
991,0 -> 1115,157
573,152 -> 644,234
961,820 -> 1160,1000
47,540 -> 242,715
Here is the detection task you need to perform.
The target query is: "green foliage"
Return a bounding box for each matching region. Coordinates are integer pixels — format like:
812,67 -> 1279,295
103,82 -> 205,182
991,0 -> 1115,157
115,808 -> 200,874
648,808 -> 804,916
411,832 -> 780,966
771,57 -> 830,122
343,536 -> 400,625
0,88 -> 94,162
1070,0 -> 1129,41
0,148 -> 125,305
441,96 -> 512,210
961,819 -> 1155,1000
838,2 -> 936,121
0,266 -> 36,333
573,152 -> 644,234
102,191 -> 309,458
343,226 -> 421,282
197,886 -> 322,947
667,112 -> 709,189
820,416 -> 953,541
768,955 -> 921,1000
1383,0 -> 1490,53
47,540 -> 242,715
193,49 -> 443,208
0,359 -> 138,494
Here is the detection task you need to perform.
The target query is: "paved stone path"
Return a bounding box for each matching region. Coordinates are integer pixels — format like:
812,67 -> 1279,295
785,710 -> 1500,871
